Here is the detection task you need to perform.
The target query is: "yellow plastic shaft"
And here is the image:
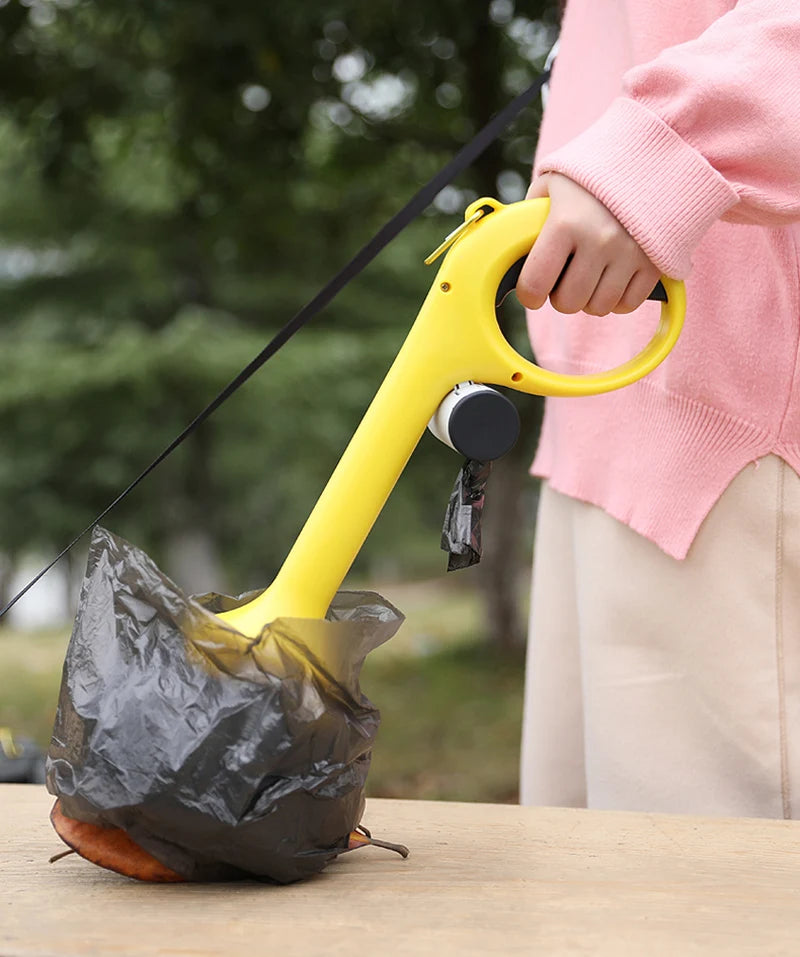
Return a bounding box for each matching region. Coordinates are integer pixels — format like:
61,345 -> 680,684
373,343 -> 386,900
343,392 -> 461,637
217,198 -> 685,636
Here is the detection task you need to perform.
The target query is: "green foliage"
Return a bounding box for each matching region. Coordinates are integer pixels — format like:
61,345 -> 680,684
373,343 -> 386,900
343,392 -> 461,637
0,0 -> 557,594
0,627 -> 65,746
364,640 -> 525,802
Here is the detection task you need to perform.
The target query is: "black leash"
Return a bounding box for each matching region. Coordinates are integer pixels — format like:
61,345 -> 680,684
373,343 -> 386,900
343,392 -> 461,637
1,68 -> 550,620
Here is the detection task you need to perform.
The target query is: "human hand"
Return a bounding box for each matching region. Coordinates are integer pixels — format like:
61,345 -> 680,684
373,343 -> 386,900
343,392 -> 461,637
516,173 -> 661,316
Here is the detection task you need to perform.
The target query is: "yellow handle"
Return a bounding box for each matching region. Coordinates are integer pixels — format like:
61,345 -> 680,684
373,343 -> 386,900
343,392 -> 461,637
217,197 -> 685,637
420,197 -> 685,398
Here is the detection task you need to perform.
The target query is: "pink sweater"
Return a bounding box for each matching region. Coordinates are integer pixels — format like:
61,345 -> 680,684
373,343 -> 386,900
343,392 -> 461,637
529,0 -> 800,559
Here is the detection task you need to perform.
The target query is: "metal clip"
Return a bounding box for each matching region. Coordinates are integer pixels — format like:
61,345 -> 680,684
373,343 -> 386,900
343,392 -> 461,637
424,207 -> 487,265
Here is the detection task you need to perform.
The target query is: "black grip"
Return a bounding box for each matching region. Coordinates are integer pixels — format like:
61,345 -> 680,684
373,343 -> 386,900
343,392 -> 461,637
495,257 -> 527,308
496,255 -> 667,308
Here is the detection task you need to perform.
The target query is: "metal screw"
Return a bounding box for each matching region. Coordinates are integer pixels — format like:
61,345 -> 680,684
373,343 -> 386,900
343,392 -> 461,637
440,282 -> 451,292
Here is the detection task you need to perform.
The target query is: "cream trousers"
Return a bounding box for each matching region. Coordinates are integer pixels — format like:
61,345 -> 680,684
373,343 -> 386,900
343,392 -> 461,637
520,455 -> 800,818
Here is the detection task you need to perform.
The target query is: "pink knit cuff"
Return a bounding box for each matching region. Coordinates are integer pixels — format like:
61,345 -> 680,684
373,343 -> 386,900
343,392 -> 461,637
535,97 -> 739,278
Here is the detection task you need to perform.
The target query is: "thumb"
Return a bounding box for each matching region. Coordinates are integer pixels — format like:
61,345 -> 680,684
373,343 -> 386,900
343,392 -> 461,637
526,174 -> 550,199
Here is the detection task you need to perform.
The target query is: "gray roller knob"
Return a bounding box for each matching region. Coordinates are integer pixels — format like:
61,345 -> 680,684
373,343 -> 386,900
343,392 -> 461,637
428,382 -> 520,460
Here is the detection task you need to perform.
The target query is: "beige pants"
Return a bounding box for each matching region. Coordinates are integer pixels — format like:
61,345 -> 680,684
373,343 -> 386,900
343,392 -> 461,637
520,455 -> 800,818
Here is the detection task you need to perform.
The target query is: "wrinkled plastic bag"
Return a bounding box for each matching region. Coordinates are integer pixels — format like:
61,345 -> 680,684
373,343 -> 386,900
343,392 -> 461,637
46,526 -> 404,883
440,458 -> 491,571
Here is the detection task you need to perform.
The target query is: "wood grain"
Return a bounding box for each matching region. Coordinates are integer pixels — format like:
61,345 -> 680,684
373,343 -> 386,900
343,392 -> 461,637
2,785 -> 800,955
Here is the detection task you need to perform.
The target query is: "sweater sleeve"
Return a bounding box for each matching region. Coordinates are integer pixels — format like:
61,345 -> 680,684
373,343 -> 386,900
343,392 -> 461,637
535,1 -> 800,278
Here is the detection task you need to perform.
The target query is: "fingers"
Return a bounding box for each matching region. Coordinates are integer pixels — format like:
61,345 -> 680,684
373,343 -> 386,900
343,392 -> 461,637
581,262 -> 636,316
549,253 -> 605,315
519,242 -> 661,316
613,266 -> 663,314
517,172 -> 662,317
518,235 -> 644,315
516,221 -> 574,310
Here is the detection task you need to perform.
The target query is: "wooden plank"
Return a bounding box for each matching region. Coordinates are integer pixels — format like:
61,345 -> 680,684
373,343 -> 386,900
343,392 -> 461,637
2,784 -> 800,956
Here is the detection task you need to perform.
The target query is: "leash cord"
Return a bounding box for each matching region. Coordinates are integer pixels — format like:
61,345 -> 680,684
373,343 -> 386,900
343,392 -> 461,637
0,68 -> 550,620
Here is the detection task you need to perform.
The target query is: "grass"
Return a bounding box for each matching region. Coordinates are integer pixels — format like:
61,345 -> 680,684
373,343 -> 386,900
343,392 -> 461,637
0,577 -> 526,803
363,642 -> 524,803
0,628 -> 68,747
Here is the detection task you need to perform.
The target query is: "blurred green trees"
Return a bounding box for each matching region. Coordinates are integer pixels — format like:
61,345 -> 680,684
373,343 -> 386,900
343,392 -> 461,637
0,0 -> 557,646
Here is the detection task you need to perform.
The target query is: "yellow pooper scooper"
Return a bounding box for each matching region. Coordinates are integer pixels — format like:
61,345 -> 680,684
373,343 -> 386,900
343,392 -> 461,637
47,195 -> 685,885
217,196 -> 685,639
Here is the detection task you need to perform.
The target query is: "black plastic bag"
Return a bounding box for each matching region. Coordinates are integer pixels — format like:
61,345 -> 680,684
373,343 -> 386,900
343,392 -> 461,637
46,526 -> 403,883
440,458 -> 492,571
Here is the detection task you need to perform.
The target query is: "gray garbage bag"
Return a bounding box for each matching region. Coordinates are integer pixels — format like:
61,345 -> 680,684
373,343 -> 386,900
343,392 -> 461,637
46,526 -> 404,883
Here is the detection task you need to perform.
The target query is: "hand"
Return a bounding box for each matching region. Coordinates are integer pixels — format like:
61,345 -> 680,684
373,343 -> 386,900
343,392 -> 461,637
516,173 -> 661,316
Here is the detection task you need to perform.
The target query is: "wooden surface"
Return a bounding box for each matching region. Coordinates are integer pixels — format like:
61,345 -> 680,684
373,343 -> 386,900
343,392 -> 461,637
3,785 -> 800,956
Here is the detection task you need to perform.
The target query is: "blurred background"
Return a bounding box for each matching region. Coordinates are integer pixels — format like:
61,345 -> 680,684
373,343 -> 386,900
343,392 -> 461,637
0,0 -> 558,800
